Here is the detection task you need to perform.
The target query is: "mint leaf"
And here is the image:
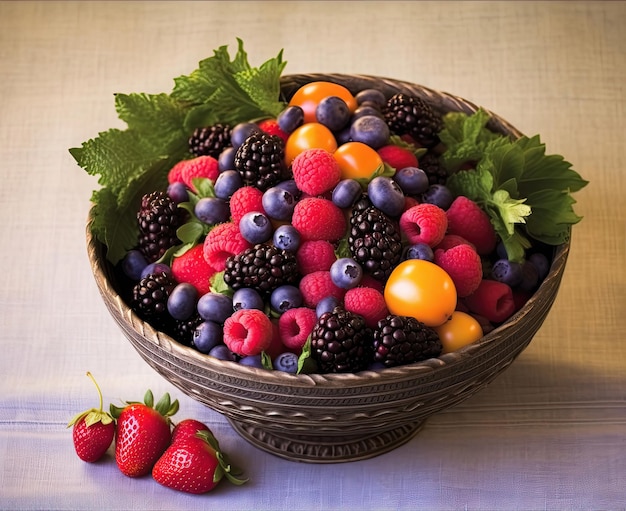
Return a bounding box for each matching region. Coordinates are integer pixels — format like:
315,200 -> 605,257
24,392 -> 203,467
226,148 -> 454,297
446,167 -> 492,202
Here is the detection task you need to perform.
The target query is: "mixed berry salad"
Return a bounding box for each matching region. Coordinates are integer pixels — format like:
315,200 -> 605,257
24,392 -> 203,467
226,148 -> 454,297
72,40 -> 587,375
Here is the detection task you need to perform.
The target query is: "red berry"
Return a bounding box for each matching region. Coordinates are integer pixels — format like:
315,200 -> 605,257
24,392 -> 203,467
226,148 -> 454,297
434,244 -> 483,297
377,144 -> 418,170
291,148 -> 341,196
258,118 -> 289,142
171,419 -> 211,445
446,196 -> 497,255
202,222 -> 251,272
296,239 -> 337,275
278,307 -> 318,353
229,186 -> 265,226
179,156 -> 220,193
463,279 -> 516,323
171,244 -> 215,296
168,160 -> 187,184
343,287 -> 389,328
399,203 -> 448,247
435,234 -> 476,252
292,197 -> 346,242
298,271 -> 346,308
68,372 -> 115,463
223,309 -> 273,356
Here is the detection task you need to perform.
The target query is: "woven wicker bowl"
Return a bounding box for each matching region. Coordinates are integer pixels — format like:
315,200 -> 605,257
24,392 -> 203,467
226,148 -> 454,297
87,74 -> 570,463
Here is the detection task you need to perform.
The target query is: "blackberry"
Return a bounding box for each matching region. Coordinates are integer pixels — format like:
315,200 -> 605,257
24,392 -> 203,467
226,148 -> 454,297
223,243 -> 299,295
137,191 -> 184,263
189,124 -> 232,158
419,151 -> 448,186
384,93 -> 442,149
131,271 -> 177,329
233,132 -> 287,191
172,313 -> 203,347
373,315 -> 442,368
310,306 -> 374,373
348,197 -> 403,281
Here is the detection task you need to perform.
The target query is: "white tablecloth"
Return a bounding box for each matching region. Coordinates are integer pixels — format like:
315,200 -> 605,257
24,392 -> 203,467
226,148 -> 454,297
1,2 -> 625,510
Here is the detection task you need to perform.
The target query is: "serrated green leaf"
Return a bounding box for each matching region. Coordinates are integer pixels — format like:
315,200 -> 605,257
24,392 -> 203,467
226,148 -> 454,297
446,167 -> 492,202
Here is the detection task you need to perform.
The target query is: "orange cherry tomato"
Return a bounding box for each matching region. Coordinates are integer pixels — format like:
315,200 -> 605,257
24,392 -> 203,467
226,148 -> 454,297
384,259 -> 457,327
288,81 -> 358,124
435,311 -> 483,354
333,141 -> 384,182
284,122 -> 337,165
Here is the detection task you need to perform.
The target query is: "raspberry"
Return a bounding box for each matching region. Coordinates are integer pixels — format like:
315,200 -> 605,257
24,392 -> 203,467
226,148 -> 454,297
171,244 -> 215,296
434,244 -> 483,297
291,148 -> 341,196
296,240 -> 337,275
463,279 -> 516,323
266,320 -> 290,359
278,307 -> 318,353
403,196 -> 420,212
399,203 -> 448,247
202,222 -> 251,272
435,234 -> 476,252
358,274 -> 385,294
223,309 -> 273,356
377,144 -> 418,170
178,156 -> 220,193
258,118 -> 289,143
298,271 -> 346,308
229,186 -> 266,226
167,160 -> 187,184
343,287 -> 389,328
292,197 -> 347,242
446,196 -> 497,255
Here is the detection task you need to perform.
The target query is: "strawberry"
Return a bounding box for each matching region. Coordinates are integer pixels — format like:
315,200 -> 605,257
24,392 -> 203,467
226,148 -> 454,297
110,390 -> 179,478
153,427 -> 247,494
67,372 -> 115,463
171,418 -> 211,445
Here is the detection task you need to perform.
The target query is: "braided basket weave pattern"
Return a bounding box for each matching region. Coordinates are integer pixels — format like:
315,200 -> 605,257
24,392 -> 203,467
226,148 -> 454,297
87,74 -> 569,463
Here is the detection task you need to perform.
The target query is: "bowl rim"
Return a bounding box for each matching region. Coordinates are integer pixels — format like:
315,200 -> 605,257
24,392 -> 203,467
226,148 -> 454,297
86,73 -> 571,388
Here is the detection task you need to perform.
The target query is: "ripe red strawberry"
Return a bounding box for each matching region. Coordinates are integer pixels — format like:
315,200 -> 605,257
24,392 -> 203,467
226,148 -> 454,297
153,428 -> 247,494
377,144 -> 418,170
171,244 -> 215,296
171,418 -> 211,445
67,372 -> 115,463
110,390 -> 179,478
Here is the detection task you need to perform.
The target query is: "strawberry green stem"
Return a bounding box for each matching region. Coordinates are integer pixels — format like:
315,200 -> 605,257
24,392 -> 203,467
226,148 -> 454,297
86,371 -> 104,413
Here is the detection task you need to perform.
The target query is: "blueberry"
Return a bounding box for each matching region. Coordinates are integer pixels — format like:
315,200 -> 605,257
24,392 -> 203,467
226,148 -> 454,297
167,282 -> 198,320
330,257 -> 363,289
367,176 -> 405,217
355,88 -> 386,108
519,260 -> 540,292
239,354 -> 264,369
208,343 -> 236,361
197,292 -> 233,323
167,181 -> 189,204
192,321 -> 223,354
496,241 -> 509,260
140,262 -> 171,279
421,184 -> 454,210
194,197 -> 230,225
332,179 -> 362,209
491,259 -> 524,287
316,296 -> 339,318
277,105 -> 304,134
230,122 -> 261,148
239,211 -> 273,244
232,287 -> 264,311
273,224 -> 301,252
335,125 -> 352,145
316,96 -> 350,132
218,146 -> 236,171
529,252 -> 550,280
275,179 -> 301,199
273,352 -> 299,373
262,186 -> 296,220
270,285 -> 303,313
393,166 -> 429,196
349,115 -> 390,149
214,169 -> 243,199
351,105 -> 384,121
122,250 -> 148,280
405,242 -> 434,262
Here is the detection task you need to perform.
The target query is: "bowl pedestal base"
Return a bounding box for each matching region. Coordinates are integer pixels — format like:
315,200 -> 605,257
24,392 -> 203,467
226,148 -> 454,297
228,419 -> 426,463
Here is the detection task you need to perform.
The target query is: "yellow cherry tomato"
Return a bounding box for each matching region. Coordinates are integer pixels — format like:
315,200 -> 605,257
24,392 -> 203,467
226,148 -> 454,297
288,81 -> 358,124
333,141 -> 384,182
384,259 -> 457,327
435,311 -> 483,354
284,122 -> 337,166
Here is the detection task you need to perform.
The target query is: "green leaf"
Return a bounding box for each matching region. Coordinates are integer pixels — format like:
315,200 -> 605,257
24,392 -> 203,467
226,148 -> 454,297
210,271 -> 234,296
193,177 -> 216,198
176,221 -> 205,245
297,337 -> 312,375
490,190 -> 531,235
446,167 -> 492,202
261,351 -> 273,370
